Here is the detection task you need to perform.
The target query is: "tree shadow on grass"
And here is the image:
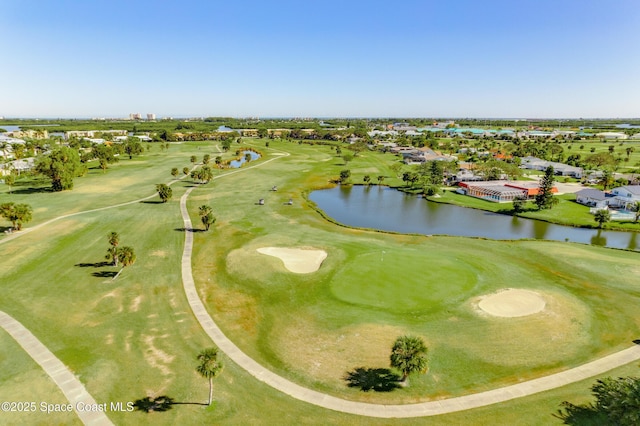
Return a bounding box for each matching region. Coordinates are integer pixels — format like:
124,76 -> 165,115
174,227 -> 206,233
344,367 -> 401,392
139,200 -> 164,204
75,261 -> 111,268
9,186 -> 53,195
92,271 -> 118,278
132,395 -> 207,413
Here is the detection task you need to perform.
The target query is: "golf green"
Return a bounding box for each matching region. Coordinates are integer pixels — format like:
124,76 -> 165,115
330,250 -> 477,312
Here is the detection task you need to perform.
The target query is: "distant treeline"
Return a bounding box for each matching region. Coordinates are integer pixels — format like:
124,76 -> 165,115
2,117 -> 639,133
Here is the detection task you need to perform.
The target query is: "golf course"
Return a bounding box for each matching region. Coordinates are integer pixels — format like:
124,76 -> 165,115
1,138 -> 639,425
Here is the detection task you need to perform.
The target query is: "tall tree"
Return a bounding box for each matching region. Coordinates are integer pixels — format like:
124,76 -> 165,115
171,167 -> 179,178
196,347 -> 223,406
35,146 -> 87,191
535,166 -> 557,210
390,335 -> 429,384
156,184 -> 172,203
203,154 -> 210,164
91,144 -> 118,171
0,202 -> 32,230
123,138 -> 144,159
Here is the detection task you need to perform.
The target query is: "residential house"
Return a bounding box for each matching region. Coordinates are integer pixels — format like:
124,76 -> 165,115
520,156 -> 583,178
609,185 -> 640,209
574,189 -> 610,209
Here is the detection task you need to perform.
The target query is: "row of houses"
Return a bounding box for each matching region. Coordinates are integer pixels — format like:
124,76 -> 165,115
520,156 -> 583,178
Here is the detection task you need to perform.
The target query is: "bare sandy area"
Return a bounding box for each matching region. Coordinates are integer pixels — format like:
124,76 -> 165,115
257,247 -> 327,273
478,288 -> 546,317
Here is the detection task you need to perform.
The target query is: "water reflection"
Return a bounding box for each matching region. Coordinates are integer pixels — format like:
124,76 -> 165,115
308,185 -> 640,251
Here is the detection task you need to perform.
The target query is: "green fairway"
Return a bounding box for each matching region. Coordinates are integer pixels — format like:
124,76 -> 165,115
1,138 -> 638,424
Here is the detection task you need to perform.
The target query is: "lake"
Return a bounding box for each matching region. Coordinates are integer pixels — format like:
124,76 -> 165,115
309,185 -> 639,251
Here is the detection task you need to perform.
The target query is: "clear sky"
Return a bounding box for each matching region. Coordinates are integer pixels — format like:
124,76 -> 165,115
2,0 -> 639,119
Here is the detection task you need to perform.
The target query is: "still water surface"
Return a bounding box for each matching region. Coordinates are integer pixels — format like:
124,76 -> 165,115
309,185 -> 639,251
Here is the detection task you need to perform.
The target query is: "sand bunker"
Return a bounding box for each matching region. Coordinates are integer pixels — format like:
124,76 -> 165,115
478,289 -> 546,317
257,247 -> 327,273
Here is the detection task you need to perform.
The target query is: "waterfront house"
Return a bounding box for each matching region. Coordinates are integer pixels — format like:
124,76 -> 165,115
609,185 -> 640,209
457,181 -> 557,203
575,188 -> 610,208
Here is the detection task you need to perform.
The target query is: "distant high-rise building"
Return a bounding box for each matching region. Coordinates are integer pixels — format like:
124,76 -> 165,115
147,113 -> 156,121
129,113 -> 142,120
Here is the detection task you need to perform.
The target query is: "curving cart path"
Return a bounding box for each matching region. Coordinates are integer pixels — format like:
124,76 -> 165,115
0,311 -> 114,426
179,152 -> 640,418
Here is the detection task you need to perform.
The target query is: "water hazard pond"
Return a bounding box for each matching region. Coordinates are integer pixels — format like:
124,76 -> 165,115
309,185 -> 639,251
229,150 -> 260,168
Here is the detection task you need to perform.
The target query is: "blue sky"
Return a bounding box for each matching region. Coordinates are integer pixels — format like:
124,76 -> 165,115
2,0 -> 639,118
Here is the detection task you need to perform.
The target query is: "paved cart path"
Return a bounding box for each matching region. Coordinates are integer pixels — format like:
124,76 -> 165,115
0,311 -> 114,426
179,151 -> 640,418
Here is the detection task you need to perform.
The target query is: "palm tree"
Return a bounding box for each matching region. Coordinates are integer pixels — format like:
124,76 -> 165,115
390,335 -> 429,384
106,231 -> 120,266
631,201 -> 640,223
113,246 -> 136,280
200,166 -> 213,183
594,209 -> 611,229
196,347 -> 223,406
199,205 -> 216,231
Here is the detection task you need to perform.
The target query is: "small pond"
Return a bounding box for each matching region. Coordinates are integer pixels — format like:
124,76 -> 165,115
309,185 -> 639,251
229,150 -> 261,168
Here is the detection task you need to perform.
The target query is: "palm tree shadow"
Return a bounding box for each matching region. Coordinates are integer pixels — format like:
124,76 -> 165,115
344,367 -> 401,392
174,227 -> 206,233
133,396 -> 207,413
139,200 -> 164,204
92,271 -> 118,278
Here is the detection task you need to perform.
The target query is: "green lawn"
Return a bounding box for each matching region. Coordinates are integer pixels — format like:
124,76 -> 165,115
0,138 -> 638,424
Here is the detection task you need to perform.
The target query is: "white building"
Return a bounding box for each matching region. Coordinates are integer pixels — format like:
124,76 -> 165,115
147,113 -> 156,121
596,132 -> 628,140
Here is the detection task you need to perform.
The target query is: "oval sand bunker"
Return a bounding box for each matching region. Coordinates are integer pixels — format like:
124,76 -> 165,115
257,247 -> 327,274
478,289 -> 545,317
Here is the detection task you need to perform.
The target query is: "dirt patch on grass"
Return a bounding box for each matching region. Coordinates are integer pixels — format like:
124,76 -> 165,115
272,321 -> 406,384
142,334 -> 175,377
129,295 -> 143,312
257,247 -> 327,273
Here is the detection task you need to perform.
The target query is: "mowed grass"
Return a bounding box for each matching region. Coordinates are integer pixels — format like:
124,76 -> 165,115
0,137 -> 638,424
